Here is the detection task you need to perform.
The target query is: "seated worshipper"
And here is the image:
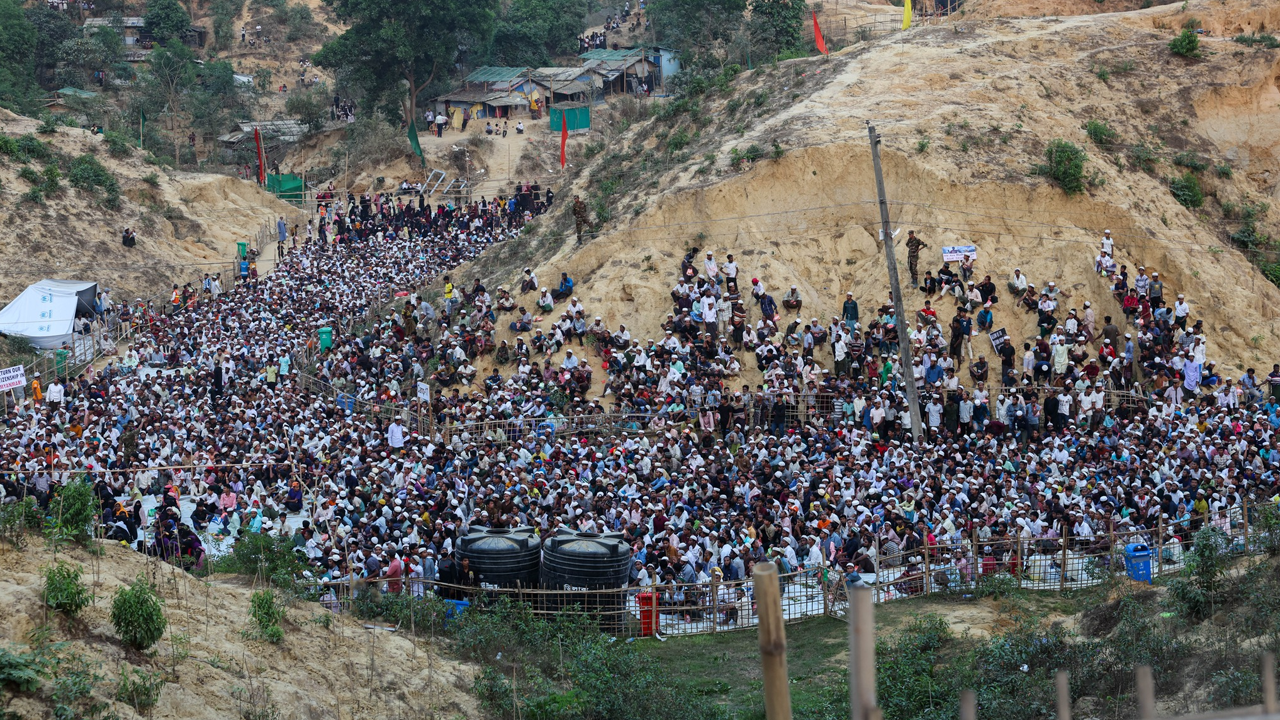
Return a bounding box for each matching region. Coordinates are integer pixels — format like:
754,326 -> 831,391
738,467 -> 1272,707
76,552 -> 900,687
551,272 -> 575,302
520,267 -> 538,293
537,288 -> 555,314
782,285 -> 803,311
509,306 -> 533,332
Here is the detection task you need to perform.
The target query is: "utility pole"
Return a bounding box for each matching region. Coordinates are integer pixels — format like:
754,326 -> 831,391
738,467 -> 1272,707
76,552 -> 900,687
867,120 -> 924,445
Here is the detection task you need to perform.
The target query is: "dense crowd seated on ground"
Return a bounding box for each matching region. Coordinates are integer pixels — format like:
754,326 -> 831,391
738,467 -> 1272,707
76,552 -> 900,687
1,182 -> 1277,617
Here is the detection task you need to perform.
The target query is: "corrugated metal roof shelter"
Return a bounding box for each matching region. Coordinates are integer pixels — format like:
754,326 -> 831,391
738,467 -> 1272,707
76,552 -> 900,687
464,67 -> 531,83
83,16 -> 145,27
579,48 -> 645,61
217,120 -> 307,145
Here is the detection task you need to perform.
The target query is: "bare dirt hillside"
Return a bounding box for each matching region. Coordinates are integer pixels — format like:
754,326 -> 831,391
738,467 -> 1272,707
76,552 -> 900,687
465,0 -> 1280,379
0,110 -> 305,304
0,540 -> 479,720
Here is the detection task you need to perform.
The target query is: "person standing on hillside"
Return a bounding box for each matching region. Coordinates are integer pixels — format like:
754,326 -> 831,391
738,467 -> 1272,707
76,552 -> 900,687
277,216 -> 287,246
572,196 -> 591,244
906,231 -> 927,287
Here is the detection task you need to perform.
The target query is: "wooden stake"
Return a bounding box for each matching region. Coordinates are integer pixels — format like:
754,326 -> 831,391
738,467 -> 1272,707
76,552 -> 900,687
960,689 -> 976,720
754,561 -> 792,720
1136,665 -> 1155,720
1055,670 -> 1070,720
848,587 -> 876,720
1264,652 -> 1277,714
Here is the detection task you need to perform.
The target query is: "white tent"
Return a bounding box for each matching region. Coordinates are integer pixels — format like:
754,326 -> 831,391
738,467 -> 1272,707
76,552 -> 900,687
0,279 -> 98,349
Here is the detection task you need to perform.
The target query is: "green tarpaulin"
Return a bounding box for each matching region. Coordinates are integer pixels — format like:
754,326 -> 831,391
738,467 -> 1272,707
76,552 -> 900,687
266,173 -> 305,204
550,105 -> 591,133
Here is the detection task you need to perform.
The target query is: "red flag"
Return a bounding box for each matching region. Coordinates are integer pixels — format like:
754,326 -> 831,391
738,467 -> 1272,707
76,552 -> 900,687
813,11 -> 829,55
254,127 -> 266,185
559,115 -> 568,169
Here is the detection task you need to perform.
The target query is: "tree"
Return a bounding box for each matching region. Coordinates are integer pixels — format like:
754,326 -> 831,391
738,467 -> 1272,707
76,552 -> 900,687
0,0 -> 38,112
56,28 -> 123,89
190,59 -> 253,137
143,40 -> 196,144
490,0 -> 588,67
313,0 -> 499,124
750,0 -> 805,56
647,0 -> 747,54
25,6 -> 78,87
285,83 -> 331,134
144,0 -> 191,45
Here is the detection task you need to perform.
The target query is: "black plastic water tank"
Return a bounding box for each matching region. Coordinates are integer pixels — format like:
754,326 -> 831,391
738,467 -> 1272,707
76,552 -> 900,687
541,529 -> 633,634
456,527 -> 542,590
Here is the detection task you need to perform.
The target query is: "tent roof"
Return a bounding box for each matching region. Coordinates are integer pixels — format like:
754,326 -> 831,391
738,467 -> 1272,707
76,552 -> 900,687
579,48 -> 644,60
56,87 -> 97,98
465,66 -> 531,83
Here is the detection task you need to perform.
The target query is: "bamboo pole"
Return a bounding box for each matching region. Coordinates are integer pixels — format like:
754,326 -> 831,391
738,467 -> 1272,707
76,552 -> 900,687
1264,652 -> 1277,714
959,689 -> 976,720
1055,670 -> 1070,720
1136,665 -> 1155,720
848,587 -> 876,720
754,562 -> 792,720
1060,526 -> 1068,592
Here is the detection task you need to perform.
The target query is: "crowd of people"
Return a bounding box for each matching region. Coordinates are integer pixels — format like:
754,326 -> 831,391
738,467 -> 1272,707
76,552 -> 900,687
2,180 -> 1276,620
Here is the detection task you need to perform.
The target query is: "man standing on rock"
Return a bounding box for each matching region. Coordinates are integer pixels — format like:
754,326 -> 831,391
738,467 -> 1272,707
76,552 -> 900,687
906,230 -> 927,287
572,196 -> 591,244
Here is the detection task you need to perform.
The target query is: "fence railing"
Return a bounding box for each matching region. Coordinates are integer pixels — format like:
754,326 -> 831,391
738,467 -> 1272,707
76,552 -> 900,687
313,570 -> 827,639
827,503 -> 1261,617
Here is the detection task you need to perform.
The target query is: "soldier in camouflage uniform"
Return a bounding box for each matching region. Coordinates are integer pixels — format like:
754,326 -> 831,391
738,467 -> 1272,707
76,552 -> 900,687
572,195 -> 591,244
906,230 -> 928,287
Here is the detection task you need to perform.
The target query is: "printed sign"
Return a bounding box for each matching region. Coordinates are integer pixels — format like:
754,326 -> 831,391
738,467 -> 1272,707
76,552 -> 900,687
942,245 -> 978,262
417,382 -> 431,402
0,365 -> 26,392
988,328 -> 1009,353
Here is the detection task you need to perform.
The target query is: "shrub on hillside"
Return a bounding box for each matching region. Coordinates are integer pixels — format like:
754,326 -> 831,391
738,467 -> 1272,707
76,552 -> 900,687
1169,29 -> 1201,57
1033,139 -> 1087,195
111,576 -> 167,650
1083,119 -> 1118,146
42,562 -> 94,616
1169,172 -> 1204,208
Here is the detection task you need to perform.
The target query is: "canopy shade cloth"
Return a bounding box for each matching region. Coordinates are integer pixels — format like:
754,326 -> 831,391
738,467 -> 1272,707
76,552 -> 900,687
0,279 -> 97,349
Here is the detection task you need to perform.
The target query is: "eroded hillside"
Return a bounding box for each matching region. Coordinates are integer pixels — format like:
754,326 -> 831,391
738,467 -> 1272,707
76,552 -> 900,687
0,109 -> 304,303
470,0 -> 1280,376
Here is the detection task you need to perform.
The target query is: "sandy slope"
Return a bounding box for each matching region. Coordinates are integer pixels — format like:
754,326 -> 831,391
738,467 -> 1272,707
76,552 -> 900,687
0,110 -> 306,304
0,540 -> 479,720
461,0 -> 1280,381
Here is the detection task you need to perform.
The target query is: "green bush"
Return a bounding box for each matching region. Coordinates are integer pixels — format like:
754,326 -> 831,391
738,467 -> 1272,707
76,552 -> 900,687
18,166 -> 41,185
46,480 -> 98,546
666,128 -> 690,152
1169,171 -> 1204,208
1033,139 -> 1088,195
0,135 -> 19,158
142,171 -> 160,186
1165,525 -> 1230,619
21,188 -> 45,205
1083,119 -> 1118,146
0,497 -> 43,548
102,131 -> 133,158
248,589 -> 286,644
116,666 -> 165,712
1129,142 -> 1160,173
1252,501 -> 1280,555
1169,29 -> 1202,57
1234,33 -> 1280,48
42,562 -> 93,616
67,154 -> 120,197
16,134 -> 52,162
1173,151 -> 1209,171
208,532 -> 312,597
111,576 -> 167,650
36,115 -> 61,134
0,645 -> 48,692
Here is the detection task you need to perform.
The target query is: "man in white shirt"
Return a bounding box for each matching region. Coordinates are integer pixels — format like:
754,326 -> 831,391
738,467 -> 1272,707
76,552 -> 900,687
701,290 -> 718,340
722,253 -> 739,291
